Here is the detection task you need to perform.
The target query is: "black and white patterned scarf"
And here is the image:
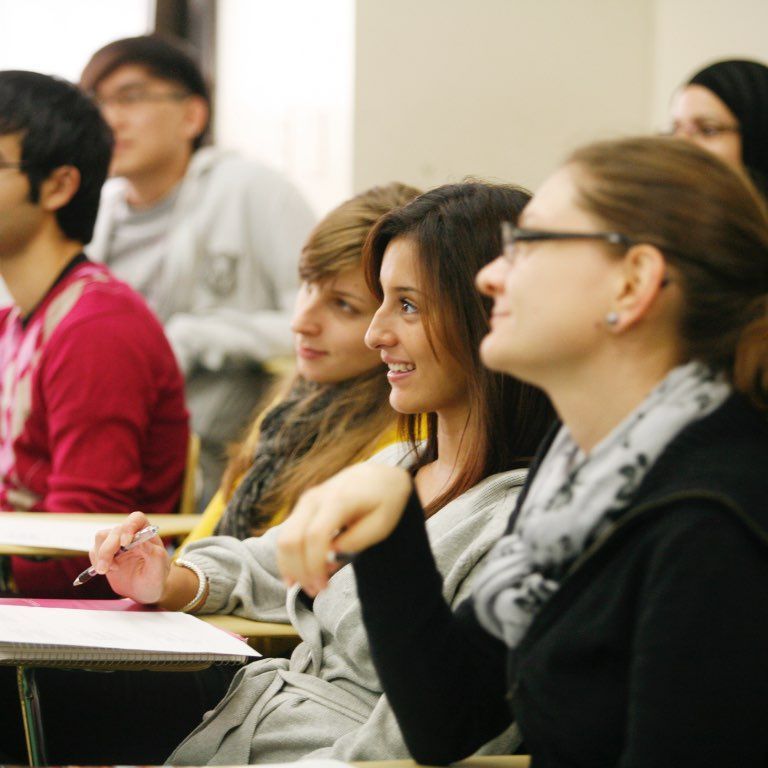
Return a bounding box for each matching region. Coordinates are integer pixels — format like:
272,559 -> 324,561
215,376 -> 365,539
473,361 -> 731,648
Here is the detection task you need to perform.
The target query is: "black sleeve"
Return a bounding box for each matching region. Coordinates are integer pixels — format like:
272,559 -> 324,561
353,491 -> 511,765
619,510 -> 768,767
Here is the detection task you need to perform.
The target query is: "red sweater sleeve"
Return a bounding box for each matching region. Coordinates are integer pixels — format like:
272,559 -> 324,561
11,300 -> 188,598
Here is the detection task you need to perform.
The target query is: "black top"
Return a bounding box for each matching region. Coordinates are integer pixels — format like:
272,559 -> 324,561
353,393 -> 768,767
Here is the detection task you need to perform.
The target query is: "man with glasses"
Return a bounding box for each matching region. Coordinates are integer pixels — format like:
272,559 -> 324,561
0,70 -> 188,598
81,35 -> 315,505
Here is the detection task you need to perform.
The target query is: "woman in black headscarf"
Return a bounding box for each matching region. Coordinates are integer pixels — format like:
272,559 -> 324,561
670,58 -> 768,198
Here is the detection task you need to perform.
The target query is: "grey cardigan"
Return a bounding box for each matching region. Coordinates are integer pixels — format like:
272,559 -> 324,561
168,466 -> 526,765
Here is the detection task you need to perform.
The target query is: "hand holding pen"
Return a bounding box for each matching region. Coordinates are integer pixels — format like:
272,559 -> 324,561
74,524 -> 160,586
86,510 -> 172,603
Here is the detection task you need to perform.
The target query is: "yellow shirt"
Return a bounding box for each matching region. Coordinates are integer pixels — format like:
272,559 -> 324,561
178,424 -> 401,551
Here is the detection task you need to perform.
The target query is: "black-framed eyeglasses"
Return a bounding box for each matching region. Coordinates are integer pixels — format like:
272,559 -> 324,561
500,222 -> 636,261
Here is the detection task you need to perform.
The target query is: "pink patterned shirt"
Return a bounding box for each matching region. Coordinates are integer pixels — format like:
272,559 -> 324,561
0,259 -> 188,596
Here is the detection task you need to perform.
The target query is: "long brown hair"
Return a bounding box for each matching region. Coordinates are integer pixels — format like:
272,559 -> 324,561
363,182 -> 556,514
221,182 -> 422,528
569,137 -> 768,409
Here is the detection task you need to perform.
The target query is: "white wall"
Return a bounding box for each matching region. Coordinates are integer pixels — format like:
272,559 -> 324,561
353,0 -> 655,194
0,0 -> 152,82
215,0 -> 355,216
651,0 -> 768,127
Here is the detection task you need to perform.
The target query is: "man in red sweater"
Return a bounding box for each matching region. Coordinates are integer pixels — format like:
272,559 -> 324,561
0,70 -> 189,597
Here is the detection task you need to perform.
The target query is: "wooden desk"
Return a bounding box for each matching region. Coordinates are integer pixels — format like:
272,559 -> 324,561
356,758 -> 530,768
0,512 -> 202,557
200,614 -> 300,656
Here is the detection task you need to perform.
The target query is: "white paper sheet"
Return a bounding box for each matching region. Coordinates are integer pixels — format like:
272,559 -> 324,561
0,516 -> 110,551
0,605 -> 260,661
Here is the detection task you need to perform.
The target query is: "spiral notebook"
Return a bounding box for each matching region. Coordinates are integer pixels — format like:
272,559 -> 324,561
0,603 -> 260,666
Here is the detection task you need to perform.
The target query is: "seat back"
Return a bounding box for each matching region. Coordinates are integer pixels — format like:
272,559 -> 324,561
178,433 -> 200,515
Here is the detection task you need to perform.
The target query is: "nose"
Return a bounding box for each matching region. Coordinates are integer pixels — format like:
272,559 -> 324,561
476,255 -> 510,298
290,289 -> 322,336
99,103 -> 126,133
364,305 -> 397,350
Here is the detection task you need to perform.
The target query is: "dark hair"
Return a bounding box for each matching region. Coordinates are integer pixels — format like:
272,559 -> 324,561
569,136 -> 768,409
363,182 -> 556,513
80,34 -> 210,149
687,59 -> 768,198
0,70 -> 113,244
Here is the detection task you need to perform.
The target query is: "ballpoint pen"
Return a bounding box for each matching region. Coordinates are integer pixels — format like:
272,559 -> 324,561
72,524 -> 160,586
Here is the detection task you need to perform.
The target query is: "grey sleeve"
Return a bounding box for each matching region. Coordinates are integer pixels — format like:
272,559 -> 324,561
182,525 -> 290,623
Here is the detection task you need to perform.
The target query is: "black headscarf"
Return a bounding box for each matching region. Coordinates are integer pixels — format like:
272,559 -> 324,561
688,59 -> 768,198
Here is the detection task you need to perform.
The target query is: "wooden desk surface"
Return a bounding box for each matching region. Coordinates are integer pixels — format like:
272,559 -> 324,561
200,614 -> 300,639
199,614 -> 300,656
0,512 -> 201,557
355,758 -> 529,768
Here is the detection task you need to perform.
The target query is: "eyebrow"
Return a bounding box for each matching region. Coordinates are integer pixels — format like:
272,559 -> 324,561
391,286 -> 422,294
331,289 -> 365,301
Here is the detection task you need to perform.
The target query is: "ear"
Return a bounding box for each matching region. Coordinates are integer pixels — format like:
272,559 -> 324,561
609,244 -> 668,332
181,95 -> 209,144
39,165 -> 81,213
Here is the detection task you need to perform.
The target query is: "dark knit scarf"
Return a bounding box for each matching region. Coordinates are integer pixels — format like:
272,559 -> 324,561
689,59 -> 768,198
215,372 -> 383,539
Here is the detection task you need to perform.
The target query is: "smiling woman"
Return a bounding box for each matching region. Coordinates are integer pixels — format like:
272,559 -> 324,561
361,184 -> 555,512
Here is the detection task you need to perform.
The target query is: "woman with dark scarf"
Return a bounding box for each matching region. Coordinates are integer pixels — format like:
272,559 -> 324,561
182,181 -> 422,546
670,58 -> 768,199
278,137 -> 768,767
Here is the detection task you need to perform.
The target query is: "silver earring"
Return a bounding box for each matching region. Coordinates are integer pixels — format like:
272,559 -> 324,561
605,311 -> 620,326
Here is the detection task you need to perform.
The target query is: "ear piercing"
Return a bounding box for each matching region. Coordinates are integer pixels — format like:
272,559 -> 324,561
605,311 -> 620,326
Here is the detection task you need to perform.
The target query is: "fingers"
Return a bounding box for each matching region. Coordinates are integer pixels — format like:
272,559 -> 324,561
276,464 -> 414,595
328,510 -> 396,554
277,487 -> 336,596
91,510 -> 152,574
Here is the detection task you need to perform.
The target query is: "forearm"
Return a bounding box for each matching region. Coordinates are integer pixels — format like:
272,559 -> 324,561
354,492 -> 510,764
181,531 -> 290,622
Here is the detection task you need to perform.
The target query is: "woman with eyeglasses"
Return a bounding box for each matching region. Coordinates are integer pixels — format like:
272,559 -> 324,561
277,137 -> 768,767
669,58 -> 768,198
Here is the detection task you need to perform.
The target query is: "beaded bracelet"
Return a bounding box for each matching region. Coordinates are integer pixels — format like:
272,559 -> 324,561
175,558 -> 209,613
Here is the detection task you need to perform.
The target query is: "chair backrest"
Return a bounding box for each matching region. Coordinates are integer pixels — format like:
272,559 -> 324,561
178,433 -> 201,515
